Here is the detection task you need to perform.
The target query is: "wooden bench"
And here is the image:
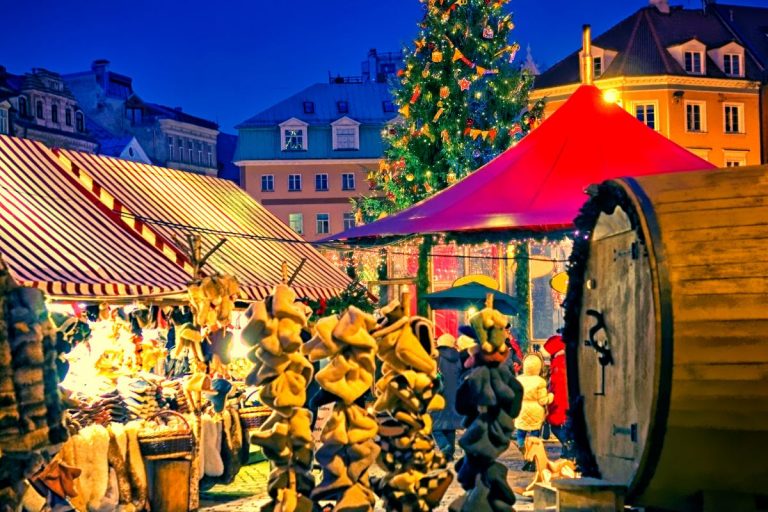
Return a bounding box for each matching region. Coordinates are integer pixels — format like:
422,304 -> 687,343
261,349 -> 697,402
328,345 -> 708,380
534,477 -> 627,512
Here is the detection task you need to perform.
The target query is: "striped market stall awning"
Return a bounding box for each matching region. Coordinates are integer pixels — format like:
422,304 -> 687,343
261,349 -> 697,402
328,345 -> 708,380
0,135 -> 193,298
57,149 -> 350,300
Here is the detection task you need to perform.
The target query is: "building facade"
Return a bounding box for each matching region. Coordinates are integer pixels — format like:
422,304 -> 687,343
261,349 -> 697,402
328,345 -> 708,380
235,49 -> 402,241
64,60 -> 218,175
530,2 -> 768,167
0,66 -> 98,152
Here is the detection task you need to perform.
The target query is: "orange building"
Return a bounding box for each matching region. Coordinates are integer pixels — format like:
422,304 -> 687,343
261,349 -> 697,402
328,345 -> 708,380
530,3 -> 768,167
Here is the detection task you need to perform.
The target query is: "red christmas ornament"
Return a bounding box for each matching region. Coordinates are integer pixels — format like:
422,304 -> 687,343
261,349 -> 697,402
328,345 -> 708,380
458,77 -> 471,91
410,85 -> 422,104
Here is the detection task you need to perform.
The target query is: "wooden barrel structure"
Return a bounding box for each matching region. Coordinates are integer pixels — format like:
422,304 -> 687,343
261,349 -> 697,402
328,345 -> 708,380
563,166 -> 768,511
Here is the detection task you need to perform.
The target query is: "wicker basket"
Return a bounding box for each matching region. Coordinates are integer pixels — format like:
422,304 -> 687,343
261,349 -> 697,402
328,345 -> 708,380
239,391 -> 271,430
138,410 -> 193,460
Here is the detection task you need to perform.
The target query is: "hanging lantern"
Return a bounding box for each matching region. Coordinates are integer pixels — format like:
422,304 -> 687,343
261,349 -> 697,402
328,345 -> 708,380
447,171 -> 457,183
406,173 -> 415,182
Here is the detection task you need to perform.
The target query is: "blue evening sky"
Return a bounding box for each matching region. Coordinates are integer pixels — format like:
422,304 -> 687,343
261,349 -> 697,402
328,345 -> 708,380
2,0 -> 764,132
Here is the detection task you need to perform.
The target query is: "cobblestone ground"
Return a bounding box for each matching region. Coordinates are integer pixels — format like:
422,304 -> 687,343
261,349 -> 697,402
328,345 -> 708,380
199,439 -> 563,511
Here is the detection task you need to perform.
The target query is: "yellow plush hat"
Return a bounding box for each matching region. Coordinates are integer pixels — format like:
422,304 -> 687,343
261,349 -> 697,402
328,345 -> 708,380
332,306 -> 377,349
301,315 -> 340,361
457,335 -> 477,352
436,334 -> 456,348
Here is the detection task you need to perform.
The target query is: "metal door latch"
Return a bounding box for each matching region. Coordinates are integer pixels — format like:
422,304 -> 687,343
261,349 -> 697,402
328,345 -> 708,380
585,309 -> 614,396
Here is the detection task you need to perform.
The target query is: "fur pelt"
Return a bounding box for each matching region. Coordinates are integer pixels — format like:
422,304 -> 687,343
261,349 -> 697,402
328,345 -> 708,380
107,426 -> 132,508
93,468 -> 119,512
202,414 -> 224,477
124,421 -> 147,511
70,425 -> 110,512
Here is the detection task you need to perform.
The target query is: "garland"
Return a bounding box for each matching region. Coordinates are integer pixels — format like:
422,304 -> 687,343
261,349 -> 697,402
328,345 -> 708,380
416,235 -> 434,316
514,242 -> 530,349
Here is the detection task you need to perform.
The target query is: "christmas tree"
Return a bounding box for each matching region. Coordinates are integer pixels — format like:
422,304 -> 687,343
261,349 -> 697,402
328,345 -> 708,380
357,0 -> 543,221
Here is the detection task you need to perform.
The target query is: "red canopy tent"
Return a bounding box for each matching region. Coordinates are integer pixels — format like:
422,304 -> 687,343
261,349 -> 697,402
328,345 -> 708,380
322,85 -> 715,242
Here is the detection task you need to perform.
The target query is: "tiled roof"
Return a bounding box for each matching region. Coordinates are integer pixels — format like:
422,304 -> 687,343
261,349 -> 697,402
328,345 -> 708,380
534,5 -> 766,89
143,101 -> 218,131
14,118 -> 99,144
713,3 -> 768,78
237,82 -> 397,128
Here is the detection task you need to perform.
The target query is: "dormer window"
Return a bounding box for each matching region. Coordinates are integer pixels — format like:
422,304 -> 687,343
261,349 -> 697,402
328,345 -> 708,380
684,51 -> 703,74
331,117 -> 360,151
337,101 -> 349,114
723,54 -> 741,77
382,100 -> 396,113
18,97 -> 27,117
279,118 -> 309,151
303,101 -> 315,114
593,57 -> 603,78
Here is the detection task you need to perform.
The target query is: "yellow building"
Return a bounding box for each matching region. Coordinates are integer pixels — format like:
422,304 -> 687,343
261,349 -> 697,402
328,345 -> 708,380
530,3 -> 767,167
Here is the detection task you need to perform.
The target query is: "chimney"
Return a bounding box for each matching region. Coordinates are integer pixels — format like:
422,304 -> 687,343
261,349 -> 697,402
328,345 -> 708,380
650,0 -> 670,14
582,25 -> 593,85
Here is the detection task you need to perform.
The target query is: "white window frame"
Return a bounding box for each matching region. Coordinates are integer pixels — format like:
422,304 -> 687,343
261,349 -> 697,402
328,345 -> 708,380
684,51 -> 704,75
342,173 -> 356,191
723,103 -> 744,134
684,101 -> 706,133
331,116 -> 360,151
261,174 -> 274,192
631,101 -> 659,131
723,150 -> 747,167
315,173 -> 329,192
279,117 -> 309,151
343,212 -> 355,231
593,56 -> 602,78
288,174 -> 302,192
289,213 -> 304,234
723,54 -> 741,77
316,213 -> 330,234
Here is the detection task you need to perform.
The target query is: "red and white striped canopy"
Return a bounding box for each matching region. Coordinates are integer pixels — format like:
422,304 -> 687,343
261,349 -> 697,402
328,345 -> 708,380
0,135 -> 192,298
58,149 -> 350,300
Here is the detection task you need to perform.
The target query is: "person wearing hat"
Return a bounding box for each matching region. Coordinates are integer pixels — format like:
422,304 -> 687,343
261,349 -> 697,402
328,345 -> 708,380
514,353 -> 553,463
542,334 -> 571,458
431,333 -> 463,461
503,323 -> 524,375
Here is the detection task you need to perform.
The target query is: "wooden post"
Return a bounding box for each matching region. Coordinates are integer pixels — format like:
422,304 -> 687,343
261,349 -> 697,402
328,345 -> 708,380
485,293 -> 494,310
401,290 -> 411,317
281,260 -> 288,284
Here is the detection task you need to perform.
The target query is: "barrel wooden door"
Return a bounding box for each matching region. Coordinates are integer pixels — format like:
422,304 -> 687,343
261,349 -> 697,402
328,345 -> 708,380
578,206 -> 656,487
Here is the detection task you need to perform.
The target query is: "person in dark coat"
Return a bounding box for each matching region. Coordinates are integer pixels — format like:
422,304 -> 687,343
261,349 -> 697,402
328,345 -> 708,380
431,333 -> 463,461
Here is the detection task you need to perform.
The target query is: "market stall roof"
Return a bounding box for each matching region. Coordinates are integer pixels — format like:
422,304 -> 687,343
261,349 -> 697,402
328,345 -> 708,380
423,282 -> 517,315
57,149 -> 350,300
0,135 -> 192,298
321,85 -> 716,242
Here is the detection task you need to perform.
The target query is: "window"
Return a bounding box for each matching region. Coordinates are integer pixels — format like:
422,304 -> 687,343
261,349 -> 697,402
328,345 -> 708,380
75,111 -> 84,132
593,56 -> 602,77
684,51 -> 703,74
303,101 -> 315,114
284,129 -> 304,151
343,212 -> 355,231
685,102 -> 705,132
382,100 -> 396,113
342,173 -> 356,191
726,160 -> 742,167
335,127 -> 357,150
288,174 -> 302,191
188,141 -> 193,162
65,108 -> 72,126
18,97 -> 27,117
167,137 -> 173,159
51,105 -> 58,123
197,142 -> 202,163
315,173 -> 329,191
316,213 -> 330,234
261,175 -> 274,192
724,104 -> 743,134
36,100 -> 44,119
724,150 -> 747,167
634,103 -> 656,130
723,54 -> 741,77
0,109 -> 8,134
207,144 -> 213,166
337,101 -> 349,114
289,213 -> 303,234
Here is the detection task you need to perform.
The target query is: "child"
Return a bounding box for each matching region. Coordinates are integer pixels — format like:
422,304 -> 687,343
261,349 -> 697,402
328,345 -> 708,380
514,353 -> 553,455
542,334 -> 571,458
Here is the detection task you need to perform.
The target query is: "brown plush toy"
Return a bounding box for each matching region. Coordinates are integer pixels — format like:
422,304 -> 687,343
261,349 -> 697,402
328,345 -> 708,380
303,306 -> 380,511
242,284 -> 316,512
371,298 -> 453,512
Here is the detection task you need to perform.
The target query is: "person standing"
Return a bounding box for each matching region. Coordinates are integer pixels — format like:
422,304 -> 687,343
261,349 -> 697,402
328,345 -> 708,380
514,353 -> 553,452
542,334 -> 571,458
432,333 -> 463,461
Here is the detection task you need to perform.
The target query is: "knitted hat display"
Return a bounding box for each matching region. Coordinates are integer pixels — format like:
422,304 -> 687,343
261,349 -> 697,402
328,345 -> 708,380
301,306 -> 379,511
241,284 -> 315,512
370,300 -> 453,512
188,274 -> 239,330
450,308 -> 524,512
